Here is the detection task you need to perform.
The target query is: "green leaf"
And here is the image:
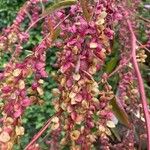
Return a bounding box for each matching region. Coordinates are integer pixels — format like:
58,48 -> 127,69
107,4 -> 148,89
110,97 -> 131,128
105,57 -> 118,74
111,128 -> 121,142
42,0 -> 77,17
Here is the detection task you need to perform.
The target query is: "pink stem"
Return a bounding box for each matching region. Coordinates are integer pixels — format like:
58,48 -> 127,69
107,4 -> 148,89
108,56 -> 132,78
24,112 -> 61,150
24,118 -> 52,150
127,20 -> 150,150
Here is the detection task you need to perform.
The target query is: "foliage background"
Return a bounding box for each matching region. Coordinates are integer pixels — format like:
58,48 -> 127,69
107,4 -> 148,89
0,0 -> 150,149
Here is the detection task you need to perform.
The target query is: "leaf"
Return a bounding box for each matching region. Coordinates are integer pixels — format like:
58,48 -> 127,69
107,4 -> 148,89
79,0 -> 91,21
42,0 -> 77,17
110,128 -> 121,142
110,97 -> 131,128
52,28 -> 61,42
105,57 -> 118,74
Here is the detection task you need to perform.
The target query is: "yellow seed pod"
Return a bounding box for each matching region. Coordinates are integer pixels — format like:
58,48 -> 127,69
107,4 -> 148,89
73,73 -> 81,81
91,87 -> 99,96
51,122 -> 60,130
72,85 -> 80,93
52,88 -> 60,96
78,79 -> 85,86
90,42 -> 98,49
100,11 -> 107,19
5,117 -> 14,124
69,92 -> 76,99
70,130 -> 80,141
96,18 -> 105,25
61,102 -> 67,110
51,117 -> 59,123
87,134 -> 97,143
54,103 -> 60,112
15,126 -> 24,136
13,69 -> 21,77
60,77 -> 66,86
60,138 -> 67,145
0,131 -> 10,143
106,120 -> 115,128
82,100 -> 89,109
10,93 -> 17,99
98,125 -> 106,133
71,98 -> 77,105
88,66 -> 97,75
71,145 -> 81,150
19,80 -> 25,90
72,46 -> 78,54
37,87 -> 44,96
105,128 -> 112,136
7,142 -> 14,150
38,79 -> 44,84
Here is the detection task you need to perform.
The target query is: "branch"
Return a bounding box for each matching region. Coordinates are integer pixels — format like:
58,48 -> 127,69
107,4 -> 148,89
127,20 -> 150,150
24,112 -> 61,150
108,56 -> 132,78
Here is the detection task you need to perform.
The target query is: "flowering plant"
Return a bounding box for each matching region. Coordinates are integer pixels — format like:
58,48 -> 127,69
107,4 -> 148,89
0,0 -> 150,149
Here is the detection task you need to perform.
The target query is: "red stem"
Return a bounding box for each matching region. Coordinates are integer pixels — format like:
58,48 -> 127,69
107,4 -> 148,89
24,118 -> 52,150
24,112 -> 61,150
127,20 -> 150,150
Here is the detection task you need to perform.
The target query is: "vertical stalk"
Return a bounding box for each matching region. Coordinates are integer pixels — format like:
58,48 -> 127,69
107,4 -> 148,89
127,20 -> 150,150
79,0 -> 91,21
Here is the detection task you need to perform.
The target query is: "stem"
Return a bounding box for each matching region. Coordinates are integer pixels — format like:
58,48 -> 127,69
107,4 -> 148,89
79,0 -> 91,21
137,40 -> 150,53
138,16 -> 150,23
24,118 -> 52,150
24,112 -> 61,150
108,56 -> 132,78
25,16 -> 45,33
127,20 -> 150,150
